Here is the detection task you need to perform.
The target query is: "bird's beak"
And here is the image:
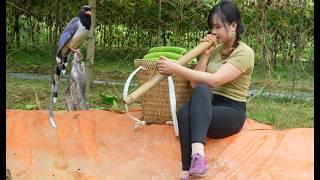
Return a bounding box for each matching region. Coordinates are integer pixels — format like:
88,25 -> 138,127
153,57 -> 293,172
85,11 -> 91,16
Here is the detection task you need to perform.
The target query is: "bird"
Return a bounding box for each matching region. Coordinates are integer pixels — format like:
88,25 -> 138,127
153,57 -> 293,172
49,5 -> 91,128
52,5 -> 91,104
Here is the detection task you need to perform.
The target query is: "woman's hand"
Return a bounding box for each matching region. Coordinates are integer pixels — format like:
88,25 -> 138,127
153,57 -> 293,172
156,56 -> 179,75
200,33 -> 217,56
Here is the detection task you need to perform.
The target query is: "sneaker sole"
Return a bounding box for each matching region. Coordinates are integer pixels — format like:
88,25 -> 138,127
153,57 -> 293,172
189,166 -> 208,178
190,172 -> 207,178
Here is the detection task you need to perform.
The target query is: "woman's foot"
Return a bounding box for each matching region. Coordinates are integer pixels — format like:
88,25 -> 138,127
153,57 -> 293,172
188,153 -> 208,178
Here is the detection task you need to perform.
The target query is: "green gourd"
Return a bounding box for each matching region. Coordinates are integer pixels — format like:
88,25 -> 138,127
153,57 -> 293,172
143,52 -> 182,60
148,46 -> 187,55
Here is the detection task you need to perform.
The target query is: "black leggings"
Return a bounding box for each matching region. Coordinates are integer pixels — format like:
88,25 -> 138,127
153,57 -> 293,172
177,83 -> 246,171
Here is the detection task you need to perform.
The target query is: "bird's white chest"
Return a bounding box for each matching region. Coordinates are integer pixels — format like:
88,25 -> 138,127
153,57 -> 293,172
67,23 -> 89,49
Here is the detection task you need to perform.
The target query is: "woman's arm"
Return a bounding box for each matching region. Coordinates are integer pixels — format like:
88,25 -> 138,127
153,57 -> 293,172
190,54 -> 210,88
194,54 -> 210,72
190,33 -> 217,88
157,60 -> 242,88
180,62 -> 242,87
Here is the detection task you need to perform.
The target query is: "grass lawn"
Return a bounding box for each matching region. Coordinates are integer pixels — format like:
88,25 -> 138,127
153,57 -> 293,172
247,97 -> 313,129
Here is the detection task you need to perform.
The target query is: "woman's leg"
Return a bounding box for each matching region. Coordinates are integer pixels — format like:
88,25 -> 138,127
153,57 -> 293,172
178,83 -> 245,176
187,84 -> 213,177
177,103 -> 192,171
207,105 -> 246,138
189,83 -> 214,144
187,103 -> 245,177
177,83 -> 214,171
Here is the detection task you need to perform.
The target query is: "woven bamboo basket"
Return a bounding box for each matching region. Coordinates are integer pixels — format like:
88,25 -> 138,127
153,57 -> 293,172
134,59 -> 196,124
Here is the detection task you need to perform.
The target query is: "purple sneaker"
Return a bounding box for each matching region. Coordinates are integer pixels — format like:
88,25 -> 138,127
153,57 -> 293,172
188,153 -> 208,177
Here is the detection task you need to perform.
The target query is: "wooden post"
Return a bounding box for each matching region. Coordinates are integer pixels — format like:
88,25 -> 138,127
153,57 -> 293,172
65,51 -> 88,111
86,0 -> 97,93
54,0 -> 61,52
158,0 -> 162,45
14,0 -> 20,49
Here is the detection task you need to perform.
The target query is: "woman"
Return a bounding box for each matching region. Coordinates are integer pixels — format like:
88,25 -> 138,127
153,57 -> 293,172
156,1 -> 254,179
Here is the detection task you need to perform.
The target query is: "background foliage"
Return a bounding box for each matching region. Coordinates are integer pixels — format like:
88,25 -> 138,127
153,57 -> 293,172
6,0 -> 314,67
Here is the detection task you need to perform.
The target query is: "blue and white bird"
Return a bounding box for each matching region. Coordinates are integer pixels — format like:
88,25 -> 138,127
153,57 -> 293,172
51,5 -> 91,104
49,5 -> 91,128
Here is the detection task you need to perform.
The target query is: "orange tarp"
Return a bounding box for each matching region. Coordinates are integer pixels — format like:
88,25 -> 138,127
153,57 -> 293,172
6,110 -> 314,179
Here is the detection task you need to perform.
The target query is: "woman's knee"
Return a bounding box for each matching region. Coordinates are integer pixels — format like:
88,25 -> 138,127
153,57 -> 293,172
193,83 -> 209,92
192,83 -> 211,98
177,103 -> 189,123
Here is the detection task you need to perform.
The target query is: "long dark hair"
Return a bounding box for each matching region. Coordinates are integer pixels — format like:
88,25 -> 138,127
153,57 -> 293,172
207,0 -> 244,48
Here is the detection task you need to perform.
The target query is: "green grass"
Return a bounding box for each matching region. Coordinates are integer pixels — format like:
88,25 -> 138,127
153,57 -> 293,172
250,63 -> 313,92
6,47 -> 314,91
247,97 -> 313,130
93,47 -> 146,80
6,47 -> 55,74
6,75 -> 314,129
6,76 -> 140,112
6,48 -> 314,129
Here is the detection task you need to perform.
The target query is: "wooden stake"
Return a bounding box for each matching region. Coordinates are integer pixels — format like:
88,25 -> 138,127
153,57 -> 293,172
65,51 -> 88,110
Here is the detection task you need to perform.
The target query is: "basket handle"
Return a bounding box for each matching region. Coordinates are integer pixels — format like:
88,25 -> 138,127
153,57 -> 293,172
123,66 -> 147,130
124,65 -> 180,136
168,76 -> 179,136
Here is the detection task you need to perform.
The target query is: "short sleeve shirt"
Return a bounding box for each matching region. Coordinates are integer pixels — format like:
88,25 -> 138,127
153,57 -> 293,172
206,41 -> 254,102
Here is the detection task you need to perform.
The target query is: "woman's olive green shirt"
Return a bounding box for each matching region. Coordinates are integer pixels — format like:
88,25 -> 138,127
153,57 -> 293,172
206,41 -> 255,102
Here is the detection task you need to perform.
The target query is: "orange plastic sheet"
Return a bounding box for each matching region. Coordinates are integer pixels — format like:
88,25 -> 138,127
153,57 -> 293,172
6,110 -> 314,179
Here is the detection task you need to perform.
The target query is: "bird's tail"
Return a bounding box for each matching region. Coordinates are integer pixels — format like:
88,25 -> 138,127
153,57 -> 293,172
56,52 -> 69,75
62,55 -> 69,75
48,91 -> 57,129
49,54 -> 70,128
52,64 -> 61,103
48,63 -> 61,128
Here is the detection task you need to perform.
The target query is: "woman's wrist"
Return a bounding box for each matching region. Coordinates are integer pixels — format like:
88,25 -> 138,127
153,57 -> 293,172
171,62 -> 181,74
199,54 -> 210,63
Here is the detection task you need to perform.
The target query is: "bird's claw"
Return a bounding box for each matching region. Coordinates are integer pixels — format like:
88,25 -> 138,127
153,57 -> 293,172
74,50 -> 83,60
74,49 -> 80,53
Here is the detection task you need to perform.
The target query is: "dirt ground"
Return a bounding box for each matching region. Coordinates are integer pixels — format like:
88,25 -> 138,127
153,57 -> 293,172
6,109 -> 314,179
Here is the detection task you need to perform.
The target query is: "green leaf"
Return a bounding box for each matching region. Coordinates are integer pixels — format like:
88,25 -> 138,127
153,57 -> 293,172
111,100 -> 119,111
100,94 -> 118,104
25,104 -> 35,110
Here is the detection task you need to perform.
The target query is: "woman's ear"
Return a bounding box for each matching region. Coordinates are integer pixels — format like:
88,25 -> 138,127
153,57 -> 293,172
230,21 -> 238,31
232,22 -> 237,31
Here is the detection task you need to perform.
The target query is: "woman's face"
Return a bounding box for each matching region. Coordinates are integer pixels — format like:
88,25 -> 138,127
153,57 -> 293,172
210,14 -> 236,44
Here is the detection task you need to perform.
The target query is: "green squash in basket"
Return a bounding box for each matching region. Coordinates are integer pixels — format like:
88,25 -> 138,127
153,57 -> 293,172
143,52 -> 182,60
148,46 -> 187,55
143,52 -> 197,64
